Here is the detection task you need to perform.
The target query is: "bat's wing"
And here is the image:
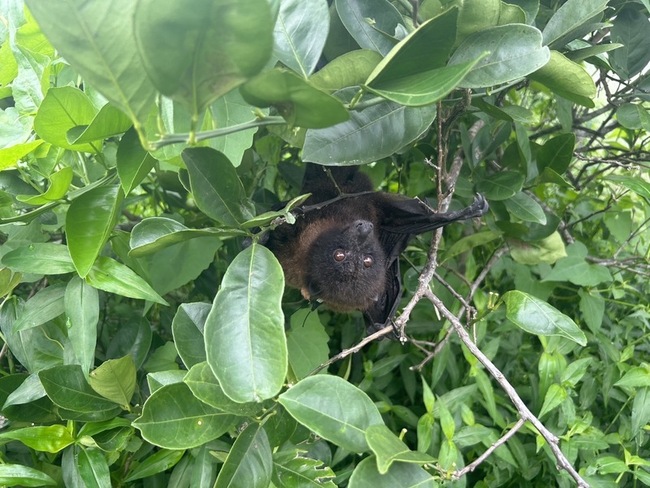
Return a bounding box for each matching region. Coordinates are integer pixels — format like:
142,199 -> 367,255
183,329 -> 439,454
364,194 -> 489,330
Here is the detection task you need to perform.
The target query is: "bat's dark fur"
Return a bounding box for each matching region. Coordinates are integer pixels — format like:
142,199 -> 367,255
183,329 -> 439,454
265,164 -> 488,329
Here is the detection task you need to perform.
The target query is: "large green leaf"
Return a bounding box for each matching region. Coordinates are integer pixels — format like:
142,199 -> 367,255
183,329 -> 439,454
26,0 -> 156,128
529,51 -> 596,107
456,0 -> 500,44
502,290 -> 587,346
450,24 -> 550,88
183,147 -> 254,227
76,446 -> 112,488
303,88 -> 437,165
348,456 -> 437,487
133,0 -> 273,114
536,132 -> 575,174
33,86 -> 97,152
116,127 -> 157,195
365,424 -> 435,474
240,69 -> 350,128
129,217 -> 244,257
38,365 -> 123,422
475,171 -> 524,200
205,244 -> 287,403
541,0 -> 609,48
286,309 -> 330,380
214,423 -> 272,488
0,465 -> 56,487
133,382 -> 235,449
616,103 -> 650,131
87,356 -> 136,408
64,277 -> 99,374
0,425 -> 74,453
364,8 -> 484,106
310,50 -> 383,92
272,450 -> 336,488
335,0 -> 402,56
13,283 -> 66,332
171,303 -> 211,369
16,167 -> 73,205
273,0 -> 329,77
66,103 -> 132,144
66,185 -> 124,278
609,5 -> 650,79
278,375 -> 384,453
184,362 -> 261,416
504,192 -> 547,224
124,449 -> 185,483
1,243 -> 74,275
86,256 -> 168,305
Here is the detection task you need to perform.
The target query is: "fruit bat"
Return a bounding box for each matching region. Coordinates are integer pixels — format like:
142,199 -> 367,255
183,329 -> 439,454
264,164 -> 488,329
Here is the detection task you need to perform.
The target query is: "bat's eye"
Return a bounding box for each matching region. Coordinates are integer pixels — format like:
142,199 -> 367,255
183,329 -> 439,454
333,250 -> 346,262
363,256 -> 373,268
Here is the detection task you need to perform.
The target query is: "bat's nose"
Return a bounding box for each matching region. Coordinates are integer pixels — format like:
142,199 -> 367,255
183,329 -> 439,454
353,220 -> 373,237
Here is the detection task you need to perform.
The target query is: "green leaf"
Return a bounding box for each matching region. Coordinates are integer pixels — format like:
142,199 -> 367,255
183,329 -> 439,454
33,86 -> 97,152
64,277 -> 99,374
278,375 -> 384,453
66,185 -> 124,277
365,9 -> 477,106
215,423 -> 273,488
76,446 -> 111,488
438,398 -> 455,440
561,358 -> 592,388
129,217 -> 244,257
366,424 -> 436,474
609,5 -> 650,79
475,171 -> 524,200
450,24 -> 550,88
509,232 -> 567,265
16,167 -> 73,205
616,104 -> 650,131
0,140 -> 44,171
543,256 -> 613,286
504,192 -> 546,224
631,387 -> 650,437
0,465 -> 56,487
502,290 -> 587,346
335,0 -> 402,56
529,51 -> 596,107
66,103 -> 132,144
134,0 -> 273,114
38,365 -> 123,422
25,0 -> 156,127
88,356 -> 136,407
172,303 -> 211,369
578,289 -> 604,333
0,424 -> 74,453
348,456 -> 437,487
615,367 -> 650,388
13,283 -> 66,332
311,50 -> 383,92
133,382 -> 235,449
184,362 -> 261,416
542,0 -> 609,47
537,132 -> 575,175
209,89 -> 268,167
286,309 -> 330,380
240,69 -> 349,128
205,244 -> 287,403
272,450 -> 336,488
86,256 -> 168,305
124,449 -> 185,483
1,243 -> 75,275
538,383 -> 567,418
273,0 -> 329,77
117,127 -> 157,195
183,147 -> 254,226
606,175 -> 650,201
303,89 -> 436,165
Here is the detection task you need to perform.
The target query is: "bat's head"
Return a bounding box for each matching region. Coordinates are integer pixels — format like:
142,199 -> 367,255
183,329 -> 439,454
303,219 -> 386,312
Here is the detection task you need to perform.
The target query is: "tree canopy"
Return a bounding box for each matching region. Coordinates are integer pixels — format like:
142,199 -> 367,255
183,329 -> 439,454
0,0 -> 649,487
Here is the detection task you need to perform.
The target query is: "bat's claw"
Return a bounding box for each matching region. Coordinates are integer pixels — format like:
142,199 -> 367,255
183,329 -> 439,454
469,194 -> 489,217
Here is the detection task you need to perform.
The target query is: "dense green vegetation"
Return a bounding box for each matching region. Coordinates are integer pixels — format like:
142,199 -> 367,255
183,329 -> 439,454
0,0 -> 648,486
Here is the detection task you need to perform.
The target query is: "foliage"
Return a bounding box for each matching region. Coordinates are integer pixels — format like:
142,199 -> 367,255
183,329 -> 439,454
0,0 -> 649,487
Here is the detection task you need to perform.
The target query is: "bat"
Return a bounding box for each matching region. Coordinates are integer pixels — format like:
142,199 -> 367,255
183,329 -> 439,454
265,164 -> 488,330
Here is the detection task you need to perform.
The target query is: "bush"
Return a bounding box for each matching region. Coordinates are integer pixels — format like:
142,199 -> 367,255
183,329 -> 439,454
0,0 -> 648,486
